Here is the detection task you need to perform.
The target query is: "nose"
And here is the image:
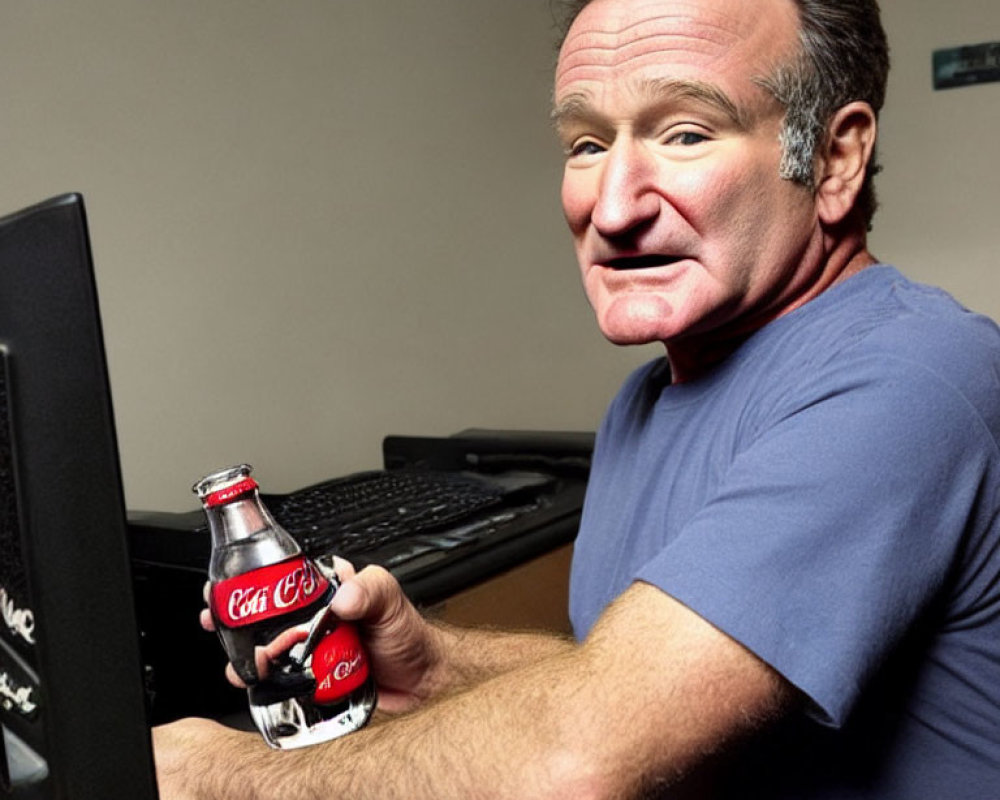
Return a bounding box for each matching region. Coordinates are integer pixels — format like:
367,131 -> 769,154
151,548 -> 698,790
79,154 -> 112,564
590,139 -> 660,239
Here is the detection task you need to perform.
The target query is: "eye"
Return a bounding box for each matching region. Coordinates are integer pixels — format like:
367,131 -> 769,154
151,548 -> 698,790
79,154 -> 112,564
666,130 -> 709,146
566,139 -> 606,158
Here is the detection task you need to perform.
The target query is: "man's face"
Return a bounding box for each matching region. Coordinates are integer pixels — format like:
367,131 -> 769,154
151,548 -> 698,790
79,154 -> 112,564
555,0 -> 823,355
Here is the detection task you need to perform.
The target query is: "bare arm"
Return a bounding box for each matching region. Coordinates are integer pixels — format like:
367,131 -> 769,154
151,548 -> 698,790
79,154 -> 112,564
426,618 -> 576,695
157,580 -> 796,799
328,562 -> 576,711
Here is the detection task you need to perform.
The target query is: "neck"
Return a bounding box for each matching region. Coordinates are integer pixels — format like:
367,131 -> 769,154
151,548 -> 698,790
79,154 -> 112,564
666,231 -> 876,384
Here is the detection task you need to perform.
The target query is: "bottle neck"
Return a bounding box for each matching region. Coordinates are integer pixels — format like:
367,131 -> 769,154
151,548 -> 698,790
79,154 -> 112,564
204,492 -> 279,547
195,466 -> 303,576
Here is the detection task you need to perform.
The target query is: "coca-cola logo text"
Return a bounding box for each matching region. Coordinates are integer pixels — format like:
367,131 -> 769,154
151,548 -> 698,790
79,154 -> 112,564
332,650 -> 364,682
312,623 -> 370,704
213,558 -> 329,629
274,563 -> 319,610
227,585 -> 271,623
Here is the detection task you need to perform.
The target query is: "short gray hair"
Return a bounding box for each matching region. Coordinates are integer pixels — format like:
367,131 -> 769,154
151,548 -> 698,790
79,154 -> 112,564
554,0 -> 890,228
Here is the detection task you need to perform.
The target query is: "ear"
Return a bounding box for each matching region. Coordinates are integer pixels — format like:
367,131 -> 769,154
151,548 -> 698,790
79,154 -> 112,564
814,101 -> 878,226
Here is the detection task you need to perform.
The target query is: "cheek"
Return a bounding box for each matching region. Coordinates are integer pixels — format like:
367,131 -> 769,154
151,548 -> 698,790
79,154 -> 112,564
669,160 -> 775,253
560,170 -> 593,236
669,160 -> 751,221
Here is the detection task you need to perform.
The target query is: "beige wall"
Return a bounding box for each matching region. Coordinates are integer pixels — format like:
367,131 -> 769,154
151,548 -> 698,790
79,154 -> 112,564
871,0 -> 1000,308
0,1 -> 996,512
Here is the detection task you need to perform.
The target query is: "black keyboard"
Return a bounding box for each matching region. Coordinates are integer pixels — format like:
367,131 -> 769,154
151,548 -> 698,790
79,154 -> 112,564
264,469 -> 549,559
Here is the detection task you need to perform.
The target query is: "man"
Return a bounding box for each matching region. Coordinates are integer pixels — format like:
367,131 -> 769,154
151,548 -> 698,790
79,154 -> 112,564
155,0 -> 1000,796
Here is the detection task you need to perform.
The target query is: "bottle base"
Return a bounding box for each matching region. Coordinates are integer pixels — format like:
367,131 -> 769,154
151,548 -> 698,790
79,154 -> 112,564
250,680 -> 376,750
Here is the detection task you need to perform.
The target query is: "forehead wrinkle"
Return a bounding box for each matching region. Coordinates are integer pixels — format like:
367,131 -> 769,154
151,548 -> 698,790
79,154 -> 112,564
556,4 -> 774,89
561,7 -> 745,53
558,39 -> 727,90
556,23 -> 739,88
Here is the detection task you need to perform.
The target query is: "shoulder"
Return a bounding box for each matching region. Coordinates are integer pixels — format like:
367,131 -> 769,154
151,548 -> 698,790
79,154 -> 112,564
755,266 -> 1000,420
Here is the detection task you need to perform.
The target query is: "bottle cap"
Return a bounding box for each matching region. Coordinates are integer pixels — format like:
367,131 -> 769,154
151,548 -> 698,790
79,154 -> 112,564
192,464 -> 258,507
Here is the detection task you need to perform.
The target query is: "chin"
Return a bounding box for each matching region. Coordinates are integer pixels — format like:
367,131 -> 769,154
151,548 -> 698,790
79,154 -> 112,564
595,298 -> 679,347
597,321 -> 671,347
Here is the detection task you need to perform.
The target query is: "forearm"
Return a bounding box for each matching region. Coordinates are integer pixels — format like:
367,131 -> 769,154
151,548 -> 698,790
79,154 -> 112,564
424,619 -> 575,697
157,627 -> 596,800
157,584 -> 794,800
178,645 -> 599,800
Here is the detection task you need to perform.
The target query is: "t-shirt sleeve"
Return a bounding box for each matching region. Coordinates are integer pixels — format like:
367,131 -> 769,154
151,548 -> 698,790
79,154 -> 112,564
634,353 -> 997,726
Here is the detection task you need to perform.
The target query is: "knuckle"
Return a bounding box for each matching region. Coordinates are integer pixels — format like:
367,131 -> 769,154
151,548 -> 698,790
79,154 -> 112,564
359,564 -> 394,587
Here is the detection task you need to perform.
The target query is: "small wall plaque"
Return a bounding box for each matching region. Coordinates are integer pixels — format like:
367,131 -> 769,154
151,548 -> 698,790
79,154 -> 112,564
933,41 -> 1000,89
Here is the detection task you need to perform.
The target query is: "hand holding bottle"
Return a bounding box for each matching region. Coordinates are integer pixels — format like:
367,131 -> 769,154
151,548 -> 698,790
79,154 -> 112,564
194,464 -> 376,749
202,551 -> 448,716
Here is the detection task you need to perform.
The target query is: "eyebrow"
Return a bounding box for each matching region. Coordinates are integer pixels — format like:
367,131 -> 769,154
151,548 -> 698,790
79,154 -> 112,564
551,77 -> 753,134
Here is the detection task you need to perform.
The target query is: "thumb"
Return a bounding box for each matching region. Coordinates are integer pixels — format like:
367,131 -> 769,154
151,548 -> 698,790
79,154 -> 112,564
329,565 -> 405,626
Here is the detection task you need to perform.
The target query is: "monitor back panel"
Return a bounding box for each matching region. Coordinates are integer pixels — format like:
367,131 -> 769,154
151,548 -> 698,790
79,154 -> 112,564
0,194 -> 158,799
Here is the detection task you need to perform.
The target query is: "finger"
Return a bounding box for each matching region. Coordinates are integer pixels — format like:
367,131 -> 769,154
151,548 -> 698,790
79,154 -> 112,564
254,646 -> 271,681
332,556 -> 356,582
200,608 -> 216,632
225,662 -> 247,689
329,564 -> 399,623
202,581 -> 211,604
223,625 -> 310,690
264,626 -> 310,661
314,554 -> 356,584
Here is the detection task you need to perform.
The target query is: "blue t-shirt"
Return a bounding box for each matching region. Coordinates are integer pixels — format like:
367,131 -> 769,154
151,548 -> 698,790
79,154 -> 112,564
570,266 -> 1000,797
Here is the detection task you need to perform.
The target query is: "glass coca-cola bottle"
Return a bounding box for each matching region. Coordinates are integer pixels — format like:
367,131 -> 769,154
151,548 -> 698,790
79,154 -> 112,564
193,464 -> 376,749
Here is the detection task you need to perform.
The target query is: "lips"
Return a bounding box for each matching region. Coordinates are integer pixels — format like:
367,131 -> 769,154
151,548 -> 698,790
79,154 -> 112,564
604,254 -> 684,270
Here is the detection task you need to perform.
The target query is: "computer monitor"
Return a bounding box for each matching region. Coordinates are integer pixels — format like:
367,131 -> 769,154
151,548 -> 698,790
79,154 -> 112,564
0,194 -> 158,798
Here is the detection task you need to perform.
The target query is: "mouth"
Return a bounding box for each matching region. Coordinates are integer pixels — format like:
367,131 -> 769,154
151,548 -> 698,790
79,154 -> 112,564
603,254 -> 685,270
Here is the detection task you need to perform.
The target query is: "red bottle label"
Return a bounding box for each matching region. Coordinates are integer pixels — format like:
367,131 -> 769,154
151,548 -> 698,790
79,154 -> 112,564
312,622 -> 371,704
211,557 -> 329,628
